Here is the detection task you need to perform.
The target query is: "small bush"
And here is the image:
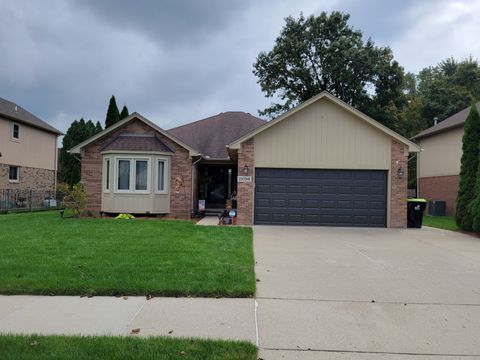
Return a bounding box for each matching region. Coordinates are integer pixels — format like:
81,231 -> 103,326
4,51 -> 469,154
115,213 -> 135,220
63,183 -> 86,217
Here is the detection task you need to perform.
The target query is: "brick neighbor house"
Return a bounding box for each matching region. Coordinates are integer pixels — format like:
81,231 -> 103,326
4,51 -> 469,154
0,97 -> 62,192
70,92 -> 419,227
413,101 -> 480,216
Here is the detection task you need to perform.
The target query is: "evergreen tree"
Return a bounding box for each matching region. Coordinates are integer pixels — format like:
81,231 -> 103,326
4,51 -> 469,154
105,95 -> 120,128
58,119 -> 102,185
120,105 -> 129,120
456,103 -> 480,230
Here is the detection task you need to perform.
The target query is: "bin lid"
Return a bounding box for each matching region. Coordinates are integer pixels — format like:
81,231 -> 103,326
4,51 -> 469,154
407,198 -> 427,203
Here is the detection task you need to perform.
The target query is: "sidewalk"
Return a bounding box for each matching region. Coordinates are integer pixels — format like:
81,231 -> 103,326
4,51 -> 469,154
0,295 -> 256,342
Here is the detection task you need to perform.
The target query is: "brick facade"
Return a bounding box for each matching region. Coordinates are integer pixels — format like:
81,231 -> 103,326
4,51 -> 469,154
236,139 -> 254,225
390,140 -> 408,228
81,118 -> 192,216
0,163 -> 55,191
419,175 -> 459,216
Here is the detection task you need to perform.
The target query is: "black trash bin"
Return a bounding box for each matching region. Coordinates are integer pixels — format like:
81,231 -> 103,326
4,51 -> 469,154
407,198 -> 427,228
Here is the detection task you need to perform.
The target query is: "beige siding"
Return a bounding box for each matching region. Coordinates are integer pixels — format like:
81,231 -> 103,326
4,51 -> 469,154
417,127 -> 463,178
254,97 -> 391,169
0,117 -> 57,170
101,154 -> 171,213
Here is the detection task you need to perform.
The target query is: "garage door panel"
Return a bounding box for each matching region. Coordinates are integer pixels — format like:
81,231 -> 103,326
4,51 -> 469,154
255,168 -> 387,227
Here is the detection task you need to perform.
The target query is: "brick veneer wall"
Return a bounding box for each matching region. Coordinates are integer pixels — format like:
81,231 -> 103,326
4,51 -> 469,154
390,140 -> 408,228
0,163 -> 55,191
81,119 -> 192,215
236,139 -> 254,225
419,175 -> 459,216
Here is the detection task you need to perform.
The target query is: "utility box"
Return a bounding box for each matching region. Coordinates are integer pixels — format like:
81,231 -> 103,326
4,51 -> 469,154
428,200 -> 446,216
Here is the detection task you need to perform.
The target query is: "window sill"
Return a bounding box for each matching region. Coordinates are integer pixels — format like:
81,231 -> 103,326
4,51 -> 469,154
9,180 -> 19,183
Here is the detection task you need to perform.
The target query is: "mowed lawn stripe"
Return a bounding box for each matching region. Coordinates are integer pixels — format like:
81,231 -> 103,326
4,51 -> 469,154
0,334 -> 257,360
0,212 -> 255,297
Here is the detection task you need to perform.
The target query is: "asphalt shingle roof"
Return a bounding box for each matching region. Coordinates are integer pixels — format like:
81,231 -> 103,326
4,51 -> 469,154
414,101 -> 480,140
101,133 -> 173,153
0,97 -> 62,135
167,111 -> 266,159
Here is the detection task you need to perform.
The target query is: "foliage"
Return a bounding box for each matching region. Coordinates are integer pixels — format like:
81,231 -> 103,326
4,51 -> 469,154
115,213 -> 135,220
456,104 -> 480,230
63,184 -> 87,217
58,119 -> 102,185
0,334 -> 258,360
105,95 -> 120,128
119,105 -> 129,120
253,11 -> 406,129
0,211 -> 255,297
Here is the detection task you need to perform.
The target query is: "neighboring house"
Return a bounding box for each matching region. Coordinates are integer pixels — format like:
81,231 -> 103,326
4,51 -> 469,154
413,102 -> 479,216
70,92 -> 419,228
0,97 -> 62,192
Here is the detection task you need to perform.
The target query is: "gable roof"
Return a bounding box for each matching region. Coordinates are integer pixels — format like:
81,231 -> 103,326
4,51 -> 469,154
413,101 -> 480,140
228,91 -> 420,153
69,112 -> 199,155
168,112 -> 266,159
0,97 -> 62,135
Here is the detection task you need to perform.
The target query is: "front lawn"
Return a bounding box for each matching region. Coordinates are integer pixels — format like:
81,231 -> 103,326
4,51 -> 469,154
0,334 -> 257,360
0,212 -> 255,297
422,215 -> 459,231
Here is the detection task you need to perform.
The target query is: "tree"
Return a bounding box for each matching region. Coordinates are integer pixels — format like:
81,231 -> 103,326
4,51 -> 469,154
417,57 -> 480,127
120,105 -> 129,120
58,119 -> 102,185
456,103 -> 480,230
105,95 -> 120,128
253,11 -> 405,127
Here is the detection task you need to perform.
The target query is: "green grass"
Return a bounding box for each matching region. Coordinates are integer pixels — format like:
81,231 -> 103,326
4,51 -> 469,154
0,211 -> 255,297
423,215 -> 459,231
0,334 -> 257,360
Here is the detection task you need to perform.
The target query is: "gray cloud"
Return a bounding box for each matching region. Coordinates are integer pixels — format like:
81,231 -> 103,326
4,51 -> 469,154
0,0 -> 478,136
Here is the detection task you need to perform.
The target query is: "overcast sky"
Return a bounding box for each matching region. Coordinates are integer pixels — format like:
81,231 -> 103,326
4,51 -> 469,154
1,0 -> 479,134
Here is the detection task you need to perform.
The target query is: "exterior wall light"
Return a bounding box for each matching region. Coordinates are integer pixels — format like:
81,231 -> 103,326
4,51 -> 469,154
243,163 -> 249,175
397,166 -> 404,178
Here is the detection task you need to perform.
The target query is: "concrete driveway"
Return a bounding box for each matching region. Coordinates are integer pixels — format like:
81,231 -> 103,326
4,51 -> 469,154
254,226 -> 480,359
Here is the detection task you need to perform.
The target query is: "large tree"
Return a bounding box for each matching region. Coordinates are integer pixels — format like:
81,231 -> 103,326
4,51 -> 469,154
120,105 -> 129,120
253,11 -> 405,128
58,119 -> 102,185
416,57 -> 480,128
456,103 -> 480,230
105,95 -> 120,128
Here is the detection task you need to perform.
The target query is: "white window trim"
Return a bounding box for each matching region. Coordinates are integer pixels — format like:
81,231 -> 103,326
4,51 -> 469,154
11,123 -> 20,141
155,157 -> 170,194
9,165 -> 19,182
114,156 -> 151,194
103,157 -> 111,192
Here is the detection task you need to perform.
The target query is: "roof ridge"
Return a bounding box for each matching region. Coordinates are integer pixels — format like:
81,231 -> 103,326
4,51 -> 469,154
167,111 -> 264,132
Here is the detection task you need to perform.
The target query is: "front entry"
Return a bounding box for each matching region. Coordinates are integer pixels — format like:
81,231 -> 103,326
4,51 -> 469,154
198,165 -> 237,209
254,168 -> 387,227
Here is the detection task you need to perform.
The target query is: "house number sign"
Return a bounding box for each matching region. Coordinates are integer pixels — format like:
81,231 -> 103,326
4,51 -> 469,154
237,176 -> 252,182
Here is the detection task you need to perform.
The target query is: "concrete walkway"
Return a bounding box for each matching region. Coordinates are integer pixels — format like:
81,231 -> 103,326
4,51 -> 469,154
196,216 -> 219,226
0,296 -> 256,341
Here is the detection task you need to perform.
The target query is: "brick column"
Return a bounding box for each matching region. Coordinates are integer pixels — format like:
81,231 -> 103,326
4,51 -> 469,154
237,139 -> 254,225
390,140 -> 408,228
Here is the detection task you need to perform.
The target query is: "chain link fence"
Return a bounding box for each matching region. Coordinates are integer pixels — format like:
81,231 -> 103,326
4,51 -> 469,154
0,189 -> 67,213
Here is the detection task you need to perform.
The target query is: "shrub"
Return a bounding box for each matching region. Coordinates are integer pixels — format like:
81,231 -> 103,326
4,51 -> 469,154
115,213 -> 135,220
63,183 -> 87,217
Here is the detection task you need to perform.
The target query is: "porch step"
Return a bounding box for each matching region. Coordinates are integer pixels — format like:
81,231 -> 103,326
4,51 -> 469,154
204,208 -> 224,216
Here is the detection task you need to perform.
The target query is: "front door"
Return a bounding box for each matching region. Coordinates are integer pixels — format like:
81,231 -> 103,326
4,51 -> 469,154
199,165 -> 237,208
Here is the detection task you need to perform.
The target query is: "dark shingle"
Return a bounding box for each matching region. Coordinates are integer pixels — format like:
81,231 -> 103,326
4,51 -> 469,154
0,97 -> 62,135
167,111 -> 266,159
414,101 -> 480,140
101,133 -> 173,153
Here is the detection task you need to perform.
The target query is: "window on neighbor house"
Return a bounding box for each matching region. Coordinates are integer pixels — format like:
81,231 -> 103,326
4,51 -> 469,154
12,123 -> 20,140
9,166 -> 19,182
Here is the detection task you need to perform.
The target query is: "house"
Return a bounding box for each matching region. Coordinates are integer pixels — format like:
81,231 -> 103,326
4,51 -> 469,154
70,92 -> 419,227
413,102 -> 479,216
0,97 -> 62,192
